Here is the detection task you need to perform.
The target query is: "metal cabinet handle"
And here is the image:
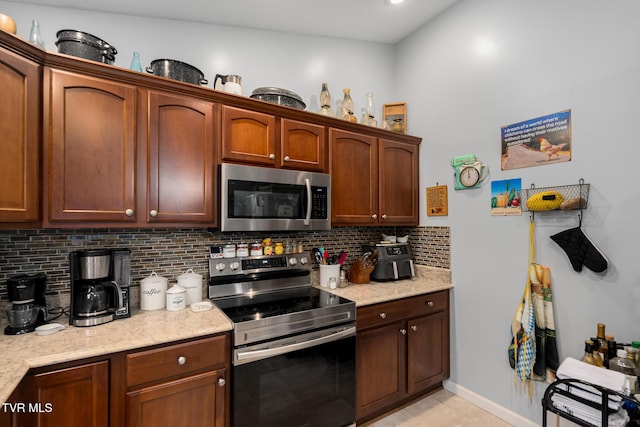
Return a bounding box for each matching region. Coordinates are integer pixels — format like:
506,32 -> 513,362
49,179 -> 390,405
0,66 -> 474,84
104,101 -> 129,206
150,210 -> 158,218
411,325 -> 418,332
284,155 -> 290,162
372,213 -> 378,219
125,208 -> 134,217
400,329 -> 406,335
177,356 -> 186,365
379,312 -> 386,319
218,378 -> 226,387
269,153 -> 276,160
427,301 -> 434,307
382,214 -> 387,220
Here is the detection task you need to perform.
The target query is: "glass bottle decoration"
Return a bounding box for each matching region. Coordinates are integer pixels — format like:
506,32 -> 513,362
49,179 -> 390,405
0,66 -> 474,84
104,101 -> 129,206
341,88 -> 357,123
29,19 -> 45,49
130,52 -> 143,72
365,92 -> 377,127
319,82 -> 334,116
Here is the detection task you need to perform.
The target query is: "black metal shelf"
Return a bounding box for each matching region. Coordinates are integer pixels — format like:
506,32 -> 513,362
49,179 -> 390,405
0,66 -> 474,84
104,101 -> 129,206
543,378 -> 640,427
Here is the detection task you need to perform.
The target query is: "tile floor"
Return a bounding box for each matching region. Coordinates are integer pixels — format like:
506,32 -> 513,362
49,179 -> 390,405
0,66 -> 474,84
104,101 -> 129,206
365,389 -> 514,427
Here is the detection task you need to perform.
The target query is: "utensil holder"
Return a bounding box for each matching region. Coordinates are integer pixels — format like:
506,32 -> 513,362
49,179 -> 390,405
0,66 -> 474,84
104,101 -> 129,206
319,264 -> 341,288
348,259 -> 375,284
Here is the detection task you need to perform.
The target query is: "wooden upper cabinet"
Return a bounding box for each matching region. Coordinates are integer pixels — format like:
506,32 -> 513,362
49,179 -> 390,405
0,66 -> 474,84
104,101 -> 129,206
329,128 -> 378,225
44,68 -> 137,224
0,47 -> 40,225
144,90 -> 215,224
280,119 -> 326,172
221,105 -> 276,166
379,138 -> 419,225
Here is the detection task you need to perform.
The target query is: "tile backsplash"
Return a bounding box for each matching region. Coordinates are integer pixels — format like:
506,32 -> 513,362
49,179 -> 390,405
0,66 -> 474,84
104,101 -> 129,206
0,226 -> 449,302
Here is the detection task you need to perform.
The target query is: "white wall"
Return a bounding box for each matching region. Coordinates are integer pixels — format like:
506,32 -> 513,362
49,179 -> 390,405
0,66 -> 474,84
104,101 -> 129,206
0,0 -> 396,117
398,0 -> 640,424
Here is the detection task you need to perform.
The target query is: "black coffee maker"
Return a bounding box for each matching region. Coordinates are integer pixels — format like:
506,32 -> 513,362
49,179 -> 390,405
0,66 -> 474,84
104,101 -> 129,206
5,273 -> 48,335
69,248 -> 131,327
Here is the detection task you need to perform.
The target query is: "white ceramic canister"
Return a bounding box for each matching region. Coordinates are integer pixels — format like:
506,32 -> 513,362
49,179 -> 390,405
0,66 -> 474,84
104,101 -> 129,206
177,268 -> 203,306
140,271 -> 168,310
166,285 -> 186,311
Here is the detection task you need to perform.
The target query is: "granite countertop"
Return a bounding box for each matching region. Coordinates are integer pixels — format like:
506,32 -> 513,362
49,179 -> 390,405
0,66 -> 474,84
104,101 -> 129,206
0,306 -> 233,404
0,265 -> 452,404
314,265 -> 453,306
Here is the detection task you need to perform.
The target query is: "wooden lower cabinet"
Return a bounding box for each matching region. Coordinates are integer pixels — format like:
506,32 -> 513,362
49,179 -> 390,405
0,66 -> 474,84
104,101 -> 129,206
1,334 -> 230,427
5,360 -> 109,427
124,335 -> 229,427
126,370 -> 226,427
356,291 -> 450,423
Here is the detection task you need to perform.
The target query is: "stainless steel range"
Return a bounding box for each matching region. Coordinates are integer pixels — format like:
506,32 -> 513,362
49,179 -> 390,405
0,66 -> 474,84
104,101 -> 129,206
209,251 -> 356,427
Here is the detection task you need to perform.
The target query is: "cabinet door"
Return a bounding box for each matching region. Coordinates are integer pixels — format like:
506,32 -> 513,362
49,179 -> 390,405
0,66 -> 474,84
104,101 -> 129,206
45,69 -> 137,223
329,128 -> 378,225
12,361 -> 109,427
145,91 -> 215,224
221,105 -> 276,166
280,119 -> 326,172
126,369 -> 226,427
0,47 -> 40,224
356,321 -> 406,419
406,310 -> 450,395
379,138 -> 419,225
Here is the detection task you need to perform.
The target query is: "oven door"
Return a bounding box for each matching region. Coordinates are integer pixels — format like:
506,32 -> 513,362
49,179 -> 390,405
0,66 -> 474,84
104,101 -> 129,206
232,324 -> 356,427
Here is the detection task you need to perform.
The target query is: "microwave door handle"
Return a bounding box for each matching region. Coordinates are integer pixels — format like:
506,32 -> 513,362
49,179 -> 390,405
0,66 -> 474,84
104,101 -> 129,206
409,259 -> 415,277
304,178 -> 312,226
392,261 -> 399,279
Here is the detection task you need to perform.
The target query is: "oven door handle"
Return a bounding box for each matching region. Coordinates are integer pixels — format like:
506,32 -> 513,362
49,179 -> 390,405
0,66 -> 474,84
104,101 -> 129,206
236,326 -> 355,364
304,178 -> 312,226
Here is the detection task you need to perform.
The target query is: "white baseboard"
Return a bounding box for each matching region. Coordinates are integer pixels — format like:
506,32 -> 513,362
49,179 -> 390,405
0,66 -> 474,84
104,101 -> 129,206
443,380 -> 540,427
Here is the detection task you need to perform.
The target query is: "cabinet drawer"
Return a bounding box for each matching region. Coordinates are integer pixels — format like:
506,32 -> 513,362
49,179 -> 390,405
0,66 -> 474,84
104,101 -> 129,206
357,290 -> 449,330
127,335 -> 228,387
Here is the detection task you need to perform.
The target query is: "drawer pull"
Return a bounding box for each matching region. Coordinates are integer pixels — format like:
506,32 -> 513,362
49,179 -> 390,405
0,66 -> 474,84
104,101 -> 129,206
426,301 -> 434,307
218,378 -> 226,387
411,325 -> 418,332
400,329 -> 406,335
177,356 -> 187,365
379,312 -> 387,319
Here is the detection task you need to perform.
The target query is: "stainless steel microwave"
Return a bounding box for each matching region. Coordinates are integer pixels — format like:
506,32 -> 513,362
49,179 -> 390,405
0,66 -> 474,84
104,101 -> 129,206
220,163 -> 331,232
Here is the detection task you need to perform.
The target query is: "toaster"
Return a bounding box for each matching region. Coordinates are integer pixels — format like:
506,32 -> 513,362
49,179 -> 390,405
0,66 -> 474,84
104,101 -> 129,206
364,243 -> 415,282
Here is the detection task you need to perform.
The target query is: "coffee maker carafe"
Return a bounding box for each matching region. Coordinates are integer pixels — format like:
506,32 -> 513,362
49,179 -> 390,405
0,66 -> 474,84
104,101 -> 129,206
69,249 -> 131,327
4,273 -> 48,335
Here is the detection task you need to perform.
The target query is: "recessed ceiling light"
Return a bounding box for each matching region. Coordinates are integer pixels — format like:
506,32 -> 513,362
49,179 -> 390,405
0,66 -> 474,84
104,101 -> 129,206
387,0 -> 405,5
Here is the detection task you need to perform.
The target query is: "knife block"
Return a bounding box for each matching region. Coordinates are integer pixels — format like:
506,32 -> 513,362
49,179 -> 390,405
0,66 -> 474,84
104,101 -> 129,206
348,259 -> 375,284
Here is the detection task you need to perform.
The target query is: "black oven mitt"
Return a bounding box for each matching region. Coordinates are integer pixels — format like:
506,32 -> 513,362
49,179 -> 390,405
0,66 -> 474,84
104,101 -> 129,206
550,227 -> 608,273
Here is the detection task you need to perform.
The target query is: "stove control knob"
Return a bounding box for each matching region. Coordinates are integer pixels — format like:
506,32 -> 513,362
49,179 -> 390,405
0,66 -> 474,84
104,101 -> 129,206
289,257 -> 297,266
299,257 -> 308,265
215,262 -> 226,272
229,261 -> 240,270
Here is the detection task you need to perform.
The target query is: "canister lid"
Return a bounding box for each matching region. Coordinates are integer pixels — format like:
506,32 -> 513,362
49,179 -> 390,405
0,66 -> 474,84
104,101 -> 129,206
166,285 -> 185,294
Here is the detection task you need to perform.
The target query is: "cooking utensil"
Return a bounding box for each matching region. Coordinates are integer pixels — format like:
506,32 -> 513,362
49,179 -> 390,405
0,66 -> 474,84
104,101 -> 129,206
214,74 -> 242,94
338,251 -> 348,265
250,87 -> 306,110
55,29 -> 117,64
146,59 -> 208,85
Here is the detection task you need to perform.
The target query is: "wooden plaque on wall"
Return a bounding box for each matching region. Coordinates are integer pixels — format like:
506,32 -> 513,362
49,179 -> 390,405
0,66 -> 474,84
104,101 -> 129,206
426,185 -> 448,216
